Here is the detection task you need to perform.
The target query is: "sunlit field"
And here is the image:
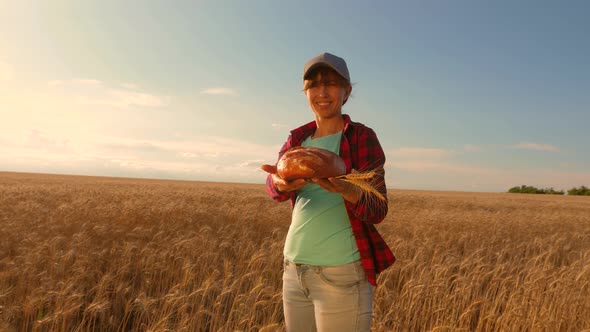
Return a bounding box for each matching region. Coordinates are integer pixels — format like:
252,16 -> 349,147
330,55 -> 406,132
1,172 -> 589,331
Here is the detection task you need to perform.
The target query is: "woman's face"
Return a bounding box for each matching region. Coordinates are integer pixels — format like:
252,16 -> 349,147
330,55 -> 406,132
305,70 -> 351,120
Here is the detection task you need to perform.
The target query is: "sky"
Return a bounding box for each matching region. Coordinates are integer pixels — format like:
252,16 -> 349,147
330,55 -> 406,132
1,0 -> 589,192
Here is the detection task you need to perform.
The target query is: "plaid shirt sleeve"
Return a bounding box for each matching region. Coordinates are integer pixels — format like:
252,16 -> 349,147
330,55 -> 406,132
265,137 -> 296,203
345,127 -> 388,224
343,122 -> 395,286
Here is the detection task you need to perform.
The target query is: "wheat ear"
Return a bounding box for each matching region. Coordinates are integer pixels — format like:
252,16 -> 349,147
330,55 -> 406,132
335,170 -> 386,201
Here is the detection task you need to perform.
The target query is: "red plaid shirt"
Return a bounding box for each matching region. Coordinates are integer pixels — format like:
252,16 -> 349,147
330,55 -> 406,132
265,114 -> 395,286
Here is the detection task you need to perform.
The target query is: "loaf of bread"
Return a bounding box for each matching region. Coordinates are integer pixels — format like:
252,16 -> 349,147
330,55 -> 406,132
262,146 -> 346,181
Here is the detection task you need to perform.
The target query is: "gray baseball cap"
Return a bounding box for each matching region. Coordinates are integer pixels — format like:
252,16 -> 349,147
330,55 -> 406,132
303,52 -> 350,84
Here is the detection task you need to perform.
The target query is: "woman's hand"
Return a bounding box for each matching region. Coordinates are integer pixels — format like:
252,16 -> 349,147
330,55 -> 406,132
263,164 -> 309,193
312,177 -> 361,204
272,174 -> 309,193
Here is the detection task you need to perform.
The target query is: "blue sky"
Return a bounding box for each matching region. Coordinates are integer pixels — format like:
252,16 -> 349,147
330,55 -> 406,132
1,1 -> 588,192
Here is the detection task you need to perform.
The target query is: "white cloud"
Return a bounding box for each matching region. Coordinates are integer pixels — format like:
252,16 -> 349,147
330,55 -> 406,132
387,160 -> 494,175
0,60 -> 14,81
178,152 -> 197,158
48,79 -> 100,87
200,87 -> 239,96
239,159 -> 265,168
121,83 -> 138,89
388,147 -> 453,159
25,129 -> 70,151
271,123 -> 288,130
0,131 -> 279,183
106,89 -> 166,107
48,79 -> 168,109
0,137 -> 14,147
384,145 -> 503,190
93,135 -> 277,161
73,79 -> 101,86
511,142 -> 559,152
2,129 -> 587,191
463,144 -> 481,152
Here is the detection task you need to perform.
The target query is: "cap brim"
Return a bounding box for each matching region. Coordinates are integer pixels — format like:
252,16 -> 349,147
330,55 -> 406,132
303,63 -> 347,81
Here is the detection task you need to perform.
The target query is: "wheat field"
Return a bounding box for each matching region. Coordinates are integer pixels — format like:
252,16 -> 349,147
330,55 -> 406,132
0,172 -> 589,332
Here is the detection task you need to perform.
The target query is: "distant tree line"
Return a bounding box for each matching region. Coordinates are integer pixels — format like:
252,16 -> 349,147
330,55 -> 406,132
508,185 -> 590,196
567,186 -> 590,196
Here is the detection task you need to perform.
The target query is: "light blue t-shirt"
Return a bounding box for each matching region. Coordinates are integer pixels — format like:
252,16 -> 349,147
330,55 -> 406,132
283,132 -> 360,265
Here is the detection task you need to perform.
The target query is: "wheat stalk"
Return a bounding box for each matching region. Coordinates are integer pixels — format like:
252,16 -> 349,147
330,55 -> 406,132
3,172 -> 590,331
336,169 -> 386,201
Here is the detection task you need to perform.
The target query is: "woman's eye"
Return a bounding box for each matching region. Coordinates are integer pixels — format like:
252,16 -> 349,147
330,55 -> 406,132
308,80 -> 338,89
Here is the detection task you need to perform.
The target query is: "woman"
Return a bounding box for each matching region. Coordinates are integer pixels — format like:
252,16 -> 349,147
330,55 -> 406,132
263,52 -> 395,331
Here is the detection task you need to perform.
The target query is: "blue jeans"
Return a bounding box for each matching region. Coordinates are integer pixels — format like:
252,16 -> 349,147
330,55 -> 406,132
282,259 -> 374,332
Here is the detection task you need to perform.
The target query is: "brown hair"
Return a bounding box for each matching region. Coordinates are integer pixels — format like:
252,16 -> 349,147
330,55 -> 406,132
303,66 -> 352,104
303,66 -> 350,91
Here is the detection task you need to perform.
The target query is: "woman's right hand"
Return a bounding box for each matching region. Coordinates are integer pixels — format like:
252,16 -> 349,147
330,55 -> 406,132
262,164 -> 308,192
271,173 -> 309,193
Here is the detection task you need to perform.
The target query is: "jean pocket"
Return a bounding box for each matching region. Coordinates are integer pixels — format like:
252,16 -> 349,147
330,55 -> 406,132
319,262 -> 362,288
